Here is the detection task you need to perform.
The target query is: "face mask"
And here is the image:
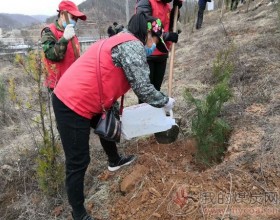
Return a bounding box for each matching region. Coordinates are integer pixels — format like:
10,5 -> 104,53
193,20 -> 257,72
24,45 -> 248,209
62,21 -> 67,28
145,43 -> 156,56
69,18 -> 77,26
62,15 -> 77,28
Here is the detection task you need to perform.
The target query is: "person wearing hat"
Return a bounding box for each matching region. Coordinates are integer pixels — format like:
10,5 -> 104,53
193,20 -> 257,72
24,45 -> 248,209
52,12 -> 175,220
41,0 -> 86,91
135,0 -> 183,103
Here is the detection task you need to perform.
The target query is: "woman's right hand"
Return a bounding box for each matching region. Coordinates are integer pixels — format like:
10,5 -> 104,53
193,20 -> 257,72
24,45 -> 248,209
164,97 -> 175,114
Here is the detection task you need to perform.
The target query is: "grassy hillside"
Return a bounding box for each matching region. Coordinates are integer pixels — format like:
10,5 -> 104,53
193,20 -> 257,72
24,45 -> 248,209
0,13 -> 46,29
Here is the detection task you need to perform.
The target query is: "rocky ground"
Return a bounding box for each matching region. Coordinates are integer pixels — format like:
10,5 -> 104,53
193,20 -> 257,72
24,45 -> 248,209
0,0 -> 280,219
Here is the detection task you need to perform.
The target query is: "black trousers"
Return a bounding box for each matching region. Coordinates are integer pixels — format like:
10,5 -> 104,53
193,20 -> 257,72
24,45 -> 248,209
196,8 -> 205,29
52,94 -> 119,214
148,58 -> 168,91
196,1 -> 207,29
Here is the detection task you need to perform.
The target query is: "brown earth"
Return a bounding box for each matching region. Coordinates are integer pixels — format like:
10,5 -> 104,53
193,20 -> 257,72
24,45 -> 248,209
0,0 -> 280,220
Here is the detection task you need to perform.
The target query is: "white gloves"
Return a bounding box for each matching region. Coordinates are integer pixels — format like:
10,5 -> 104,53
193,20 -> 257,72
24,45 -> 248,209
63,24 -> 75,40
164,97 -> 175,114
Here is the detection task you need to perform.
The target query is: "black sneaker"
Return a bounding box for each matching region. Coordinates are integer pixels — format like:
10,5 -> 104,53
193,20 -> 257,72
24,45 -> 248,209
81,214 -> 94,220
108,155 -> 136,172
72,212 -> 94,220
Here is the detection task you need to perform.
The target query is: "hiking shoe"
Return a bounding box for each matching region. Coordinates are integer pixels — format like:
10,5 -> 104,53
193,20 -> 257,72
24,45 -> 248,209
108,155 -> 136,172
81,214 -> 94,220
72,212 -> 94,220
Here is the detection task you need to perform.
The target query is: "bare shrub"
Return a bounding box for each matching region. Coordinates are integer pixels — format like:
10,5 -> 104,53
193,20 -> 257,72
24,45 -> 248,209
9,51 -> 64,196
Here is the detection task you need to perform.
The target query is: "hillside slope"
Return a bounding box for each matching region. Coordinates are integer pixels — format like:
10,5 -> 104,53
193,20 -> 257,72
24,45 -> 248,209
106,2 -> 280,220
46,0 -> 135,28
0,0 -> 280,220
0,13 -> 47,29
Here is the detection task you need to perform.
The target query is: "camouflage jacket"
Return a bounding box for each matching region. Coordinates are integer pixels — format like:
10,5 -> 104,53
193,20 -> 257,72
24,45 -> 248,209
111,33 -> 168,107
41,20 -> 69,61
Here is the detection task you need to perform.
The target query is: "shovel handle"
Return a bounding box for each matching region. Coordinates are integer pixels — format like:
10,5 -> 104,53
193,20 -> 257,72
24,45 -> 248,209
63,11 -> 79,60
168,5 -> 179,97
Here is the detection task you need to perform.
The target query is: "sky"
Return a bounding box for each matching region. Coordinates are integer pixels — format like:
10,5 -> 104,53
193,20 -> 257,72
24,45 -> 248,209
0,0 -> 86,16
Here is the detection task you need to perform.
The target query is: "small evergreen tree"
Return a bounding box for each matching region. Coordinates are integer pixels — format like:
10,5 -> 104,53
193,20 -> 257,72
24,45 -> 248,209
185,48 -> 234,166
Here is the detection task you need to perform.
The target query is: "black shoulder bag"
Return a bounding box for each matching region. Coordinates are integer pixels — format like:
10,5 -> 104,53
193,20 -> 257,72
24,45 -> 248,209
94,40 -> 124,142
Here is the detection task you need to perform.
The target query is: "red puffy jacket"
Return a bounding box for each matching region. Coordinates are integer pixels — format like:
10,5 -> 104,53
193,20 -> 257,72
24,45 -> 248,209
139,0 -> 172,56
54,33 -> 138,119
42,23 -> 80,89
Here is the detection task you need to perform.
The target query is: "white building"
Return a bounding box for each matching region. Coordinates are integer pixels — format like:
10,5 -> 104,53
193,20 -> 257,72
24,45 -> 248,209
0,37 -> 25,45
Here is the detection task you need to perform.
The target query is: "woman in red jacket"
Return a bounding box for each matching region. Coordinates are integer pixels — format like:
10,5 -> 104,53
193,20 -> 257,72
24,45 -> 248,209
41,0 -> 86,91
52,13 -> 175,220
135,0 -> 182,101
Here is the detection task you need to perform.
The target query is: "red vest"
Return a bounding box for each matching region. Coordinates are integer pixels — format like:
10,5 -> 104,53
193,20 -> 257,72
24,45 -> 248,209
43,23 -> 80,89
149,0 -> 172,56
54,33 -> 138,119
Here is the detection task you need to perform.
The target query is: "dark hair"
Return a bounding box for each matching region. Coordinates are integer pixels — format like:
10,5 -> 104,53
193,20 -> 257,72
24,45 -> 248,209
127,12 -> 148,44
113,22 -> 118,26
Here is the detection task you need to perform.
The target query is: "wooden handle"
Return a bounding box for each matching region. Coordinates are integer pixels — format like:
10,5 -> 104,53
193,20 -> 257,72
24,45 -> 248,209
63,11 -> 79,59
168,6 -> 179,97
